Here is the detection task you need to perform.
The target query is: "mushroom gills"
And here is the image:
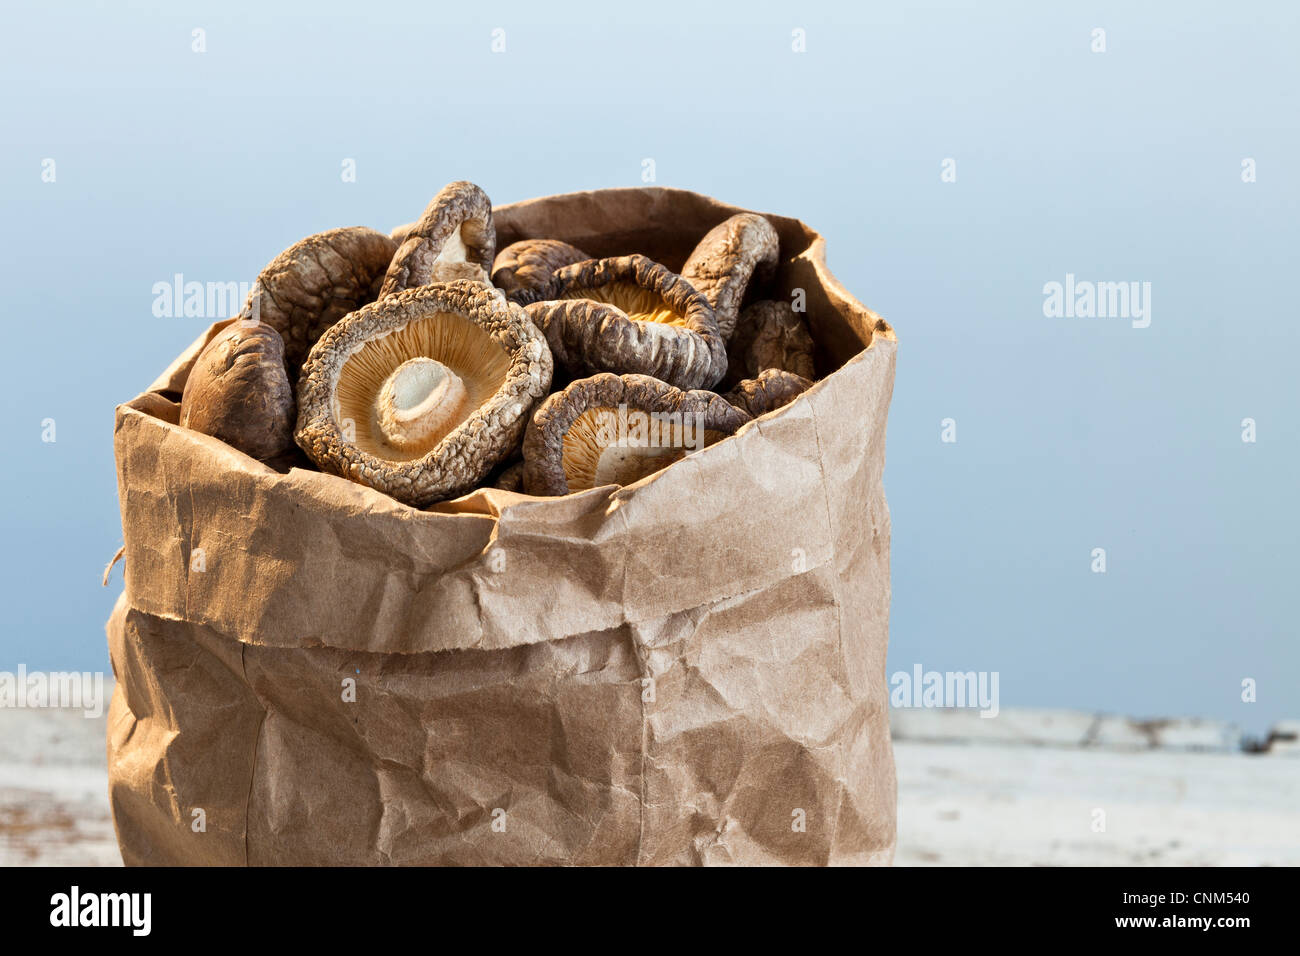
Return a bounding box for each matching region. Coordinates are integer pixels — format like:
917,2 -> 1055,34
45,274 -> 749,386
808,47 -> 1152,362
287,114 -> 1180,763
561,406 -> 726,490
334,312 -> 511,461
556,282 -> 685,326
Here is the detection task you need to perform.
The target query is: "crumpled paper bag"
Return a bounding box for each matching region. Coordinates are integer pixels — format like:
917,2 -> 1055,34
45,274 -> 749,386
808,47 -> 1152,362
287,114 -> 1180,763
106,187 -> 897,865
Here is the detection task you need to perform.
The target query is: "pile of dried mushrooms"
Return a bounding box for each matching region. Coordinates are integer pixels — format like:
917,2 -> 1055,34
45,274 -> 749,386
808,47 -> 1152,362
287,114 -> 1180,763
179,181 -> 819,507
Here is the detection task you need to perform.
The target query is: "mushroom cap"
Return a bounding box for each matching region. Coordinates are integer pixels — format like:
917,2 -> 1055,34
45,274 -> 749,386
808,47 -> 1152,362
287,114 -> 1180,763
240,227 -> 398,370
724,368 -> 814,418
380,181 -> 495,297
180,321 -> 295,461
680,213 -> 780,342
295,280 -> 553,507
491,460 -> 525,492
523,372 -> 751,496
491,239 -> 593,305
722,298 -> 817,390
523,254 -> 728,391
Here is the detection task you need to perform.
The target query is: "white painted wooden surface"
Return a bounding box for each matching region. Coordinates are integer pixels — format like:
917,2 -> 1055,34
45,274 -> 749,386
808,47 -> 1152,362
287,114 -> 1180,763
0,707 -> 119,866
3,706 -> 1296,866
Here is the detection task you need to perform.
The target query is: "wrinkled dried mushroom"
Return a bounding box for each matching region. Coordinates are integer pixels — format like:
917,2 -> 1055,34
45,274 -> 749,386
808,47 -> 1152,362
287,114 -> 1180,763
724,368 -> 813,418
523,255 -> 727,391
180,322 -> 295,460
380,181 -> 495,296
722,298 -> 817,389
491,460 -> 525,492
680,213 -> 780,342
295,280 -> 552,506
491,239 -> 592,305
523,372 -> 750,496
239,227 -> 397,370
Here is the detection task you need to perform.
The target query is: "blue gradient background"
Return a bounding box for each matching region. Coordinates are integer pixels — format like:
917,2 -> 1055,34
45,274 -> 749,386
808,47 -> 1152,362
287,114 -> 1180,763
1,1 -> 1295,734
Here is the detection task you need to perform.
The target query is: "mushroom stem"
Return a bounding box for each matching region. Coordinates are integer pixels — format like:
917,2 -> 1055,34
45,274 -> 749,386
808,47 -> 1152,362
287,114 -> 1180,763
593,444 -> 688,488
374,357 -> 468,452
435,223 -> 470,270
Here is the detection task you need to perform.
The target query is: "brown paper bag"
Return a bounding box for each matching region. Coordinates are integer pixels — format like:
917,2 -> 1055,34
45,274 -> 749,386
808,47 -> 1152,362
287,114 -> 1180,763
106,187 -> 897,866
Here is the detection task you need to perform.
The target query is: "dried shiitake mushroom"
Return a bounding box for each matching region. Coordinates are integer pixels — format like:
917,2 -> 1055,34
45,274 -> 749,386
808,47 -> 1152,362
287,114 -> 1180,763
295,280 -> 552,506
380,181 -> 495,296
724,368 -> 813,418
680,213 -> 780,342
491,239 -> 592,305
180,322 -> 295,460
239,227 -> 398,370
491,460 -> 525,492
524,255 -> 728,391
722,298 -> 817,390
523,372 -> 750,496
